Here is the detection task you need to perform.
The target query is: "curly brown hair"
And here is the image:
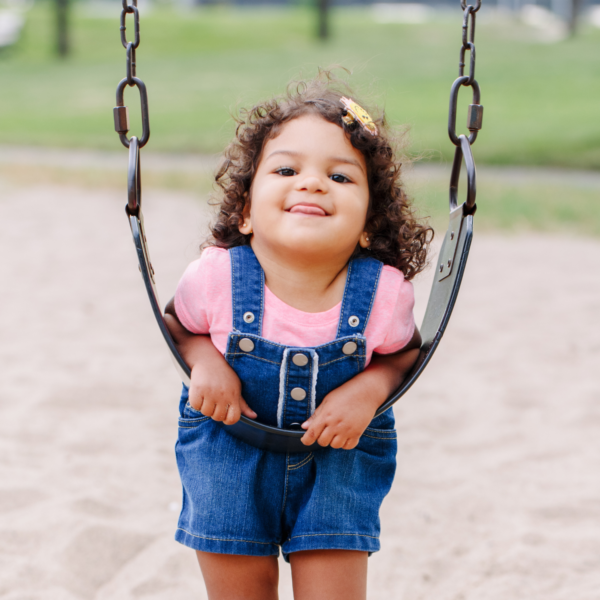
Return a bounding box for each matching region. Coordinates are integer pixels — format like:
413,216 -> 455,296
208,71 -> 432,281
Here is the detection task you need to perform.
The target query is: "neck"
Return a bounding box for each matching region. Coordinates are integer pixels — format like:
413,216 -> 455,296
249,239 -> 353,313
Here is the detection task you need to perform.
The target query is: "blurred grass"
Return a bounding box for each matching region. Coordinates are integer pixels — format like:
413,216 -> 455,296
0,1 -> 599,168
1,159 -> 598,237
413,173 -> 600,237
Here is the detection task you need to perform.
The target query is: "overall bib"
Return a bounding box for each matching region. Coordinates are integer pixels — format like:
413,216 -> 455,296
175,246 -> 398,559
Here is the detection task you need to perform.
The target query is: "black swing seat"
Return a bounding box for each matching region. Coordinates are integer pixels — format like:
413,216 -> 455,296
125,135 -> 476,454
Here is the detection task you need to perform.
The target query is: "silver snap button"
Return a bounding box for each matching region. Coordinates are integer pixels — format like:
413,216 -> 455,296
243,311 -> 255,323
289,422 -> 302,429
348,315 -> 360,327
290,388 -> 307,401
342,341 -> 357,355
239,338 -> 255,352
292,353 -> 309,367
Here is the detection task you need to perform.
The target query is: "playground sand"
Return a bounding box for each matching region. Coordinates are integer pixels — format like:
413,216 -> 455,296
0,180 -> 599,599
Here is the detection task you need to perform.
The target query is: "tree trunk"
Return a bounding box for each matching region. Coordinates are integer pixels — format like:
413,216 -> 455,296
56,0 -> 69,57
569,0 -> 582,35
318,0 -> 329,40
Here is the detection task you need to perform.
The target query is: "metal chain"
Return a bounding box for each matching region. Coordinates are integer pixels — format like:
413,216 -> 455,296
447,0 -> 484,215
113,0 -> 150,150
113,0 -> 150,215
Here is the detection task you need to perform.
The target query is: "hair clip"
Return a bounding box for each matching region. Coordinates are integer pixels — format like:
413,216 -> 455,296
340,97 -> 378,136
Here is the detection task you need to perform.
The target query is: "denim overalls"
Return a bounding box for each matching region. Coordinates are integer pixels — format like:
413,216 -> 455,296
175,246 -> 398,559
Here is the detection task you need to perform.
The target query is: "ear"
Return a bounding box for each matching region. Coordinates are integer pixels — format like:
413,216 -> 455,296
238,196 -> 252,235
358,231 -> 371,248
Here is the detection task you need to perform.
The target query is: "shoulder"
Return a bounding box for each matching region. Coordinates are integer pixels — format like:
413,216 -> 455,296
177,247 -> 232,299
180,246 -> 230,280
200,246 -> 231,270
376,265 -> 414,305
367,264 -> 416,354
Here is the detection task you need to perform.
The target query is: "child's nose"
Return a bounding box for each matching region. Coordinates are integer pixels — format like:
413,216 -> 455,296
297,175 -> 327,194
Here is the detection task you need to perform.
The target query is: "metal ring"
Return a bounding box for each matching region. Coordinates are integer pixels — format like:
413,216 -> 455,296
458,42 -> 476,84
449,134 -> 477,213
461,5 -> 475,47
120,6 -> 140,50
122,0 -> 137,11
115,77 -> 150,149
126,43 -> 136,85
461,0 -> 481,13
126,136 -> 141,215
448,76 -> 481,146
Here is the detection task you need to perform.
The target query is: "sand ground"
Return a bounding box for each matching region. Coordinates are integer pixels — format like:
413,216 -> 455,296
0,171 -> 599,599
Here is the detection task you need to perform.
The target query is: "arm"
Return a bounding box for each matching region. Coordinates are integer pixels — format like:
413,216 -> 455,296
164,298 -> 256,424
300,326 -> 421,449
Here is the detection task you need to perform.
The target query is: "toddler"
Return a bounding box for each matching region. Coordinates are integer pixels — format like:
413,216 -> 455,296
165,72 -> 432,600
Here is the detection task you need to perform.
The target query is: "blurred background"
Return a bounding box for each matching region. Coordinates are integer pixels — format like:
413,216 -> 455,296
0,0 -> 597,230
0,1 -> 599,598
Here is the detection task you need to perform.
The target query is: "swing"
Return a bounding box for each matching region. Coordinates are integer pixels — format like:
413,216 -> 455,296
113,0 -> 484,454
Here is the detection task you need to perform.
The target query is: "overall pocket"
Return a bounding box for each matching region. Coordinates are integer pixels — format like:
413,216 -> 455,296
178,401 -> 211,429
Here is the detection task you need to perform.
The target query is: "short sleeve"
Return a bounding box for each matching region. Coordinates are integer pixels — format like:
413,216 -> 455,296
368,266 -> 416,355
174,247 -> 231,335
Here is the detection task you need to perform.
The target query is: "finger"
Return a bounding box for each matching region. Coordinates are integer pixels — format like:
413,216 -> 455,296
211,403 -> 229,422
223,402 -> 241,426
301,418 -> 327,446
301,418 -> 312,430
200,400 -> 216,417
188,389 -> 205,412
239,397 -> 257,419
343,437 -> 359,450
317,427 -> 335,448
329,435 -> 347,450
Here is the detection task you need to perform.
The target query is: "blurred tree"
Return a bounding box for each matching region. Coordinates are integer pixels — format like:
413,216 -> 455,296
317,0 -> 329,40
568,0 -> 582,35
56,0 -> 69,56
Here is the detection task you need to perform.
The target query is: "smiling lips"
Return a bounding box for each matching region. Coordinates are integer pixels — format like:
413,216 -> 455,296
288,204 -> 328,216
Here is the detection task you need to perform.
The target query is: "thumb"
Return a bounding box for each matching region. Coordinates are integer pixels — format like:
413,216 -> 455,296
239,396 -> 257,419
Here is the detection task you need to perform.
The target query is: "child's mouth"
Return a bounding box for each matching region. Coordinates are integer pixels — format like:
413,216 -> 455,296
288,204 -> 328,216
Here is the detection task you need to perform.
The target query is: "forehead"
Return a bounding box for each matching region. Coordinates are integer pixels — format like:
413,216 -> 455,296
262,115 -> 366,167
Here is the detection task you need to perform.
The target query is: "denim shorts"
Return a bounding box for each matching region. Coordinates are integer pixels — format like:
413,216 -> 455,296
174,388 -> 397,560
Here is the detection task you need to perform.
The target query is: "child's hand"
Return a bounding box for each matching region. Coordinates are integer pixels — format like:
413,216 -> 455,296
300,328 -> 422,449
189,359 -> 256,425
164,298 -> 257,425
300,384 -> 377,450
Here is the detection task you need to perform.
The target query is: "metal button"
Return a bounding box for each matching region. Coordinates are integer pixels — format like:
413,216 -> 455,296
292,353 -> 309,367
290,388 -> 307,401
342,341 -> 357,355
289,422 -> 302,429
348,315 -> 360,327
239,338 -> 255,352
243,311 -> 255,324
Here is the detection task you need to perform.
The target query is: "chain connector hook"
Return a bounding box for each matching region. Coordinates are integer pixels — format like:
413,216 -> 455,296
448,76 -> 482,146
115,77 -> 150,149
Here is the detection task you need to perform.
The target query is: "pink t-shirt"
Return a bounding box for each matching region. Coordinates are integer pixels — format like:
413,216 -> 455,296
175,247 -> 415,366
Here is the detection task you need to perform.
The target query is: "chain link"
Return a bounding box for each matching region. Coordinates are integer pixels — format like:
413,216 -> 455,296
113,0 -> 150,153
447,0 -> 484,215
448,0 -> 483,148
460,0 -> 481,12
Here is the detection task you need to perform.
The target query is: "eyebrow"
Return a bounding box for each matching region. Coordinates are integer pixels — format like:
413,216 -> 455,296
266,150 -> 365,174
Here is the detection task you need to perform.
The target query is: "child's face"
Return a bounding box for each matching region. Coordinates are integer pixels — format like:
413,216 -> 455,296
240,115 -> 370,264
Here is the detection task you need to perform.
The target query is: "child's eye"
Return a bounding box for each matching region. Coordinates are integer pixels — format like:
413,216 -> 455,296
276,168 -> 296,177
330,173 -> 351,184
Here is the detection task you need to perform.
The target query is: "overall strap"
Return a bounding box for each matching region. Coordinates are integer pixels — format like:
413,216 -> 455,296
230,245 -> 264,335
336,256 -> 383,338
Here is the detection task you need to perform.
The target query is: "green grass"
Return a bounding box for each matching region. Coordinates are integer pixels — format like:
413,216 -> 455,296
1,2 -> 599,168
412,172 -> 600,237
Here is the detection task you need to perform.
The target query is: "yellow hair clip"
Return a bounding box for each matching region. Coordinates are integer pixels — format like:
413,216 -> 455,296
340,97 -> 378,136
